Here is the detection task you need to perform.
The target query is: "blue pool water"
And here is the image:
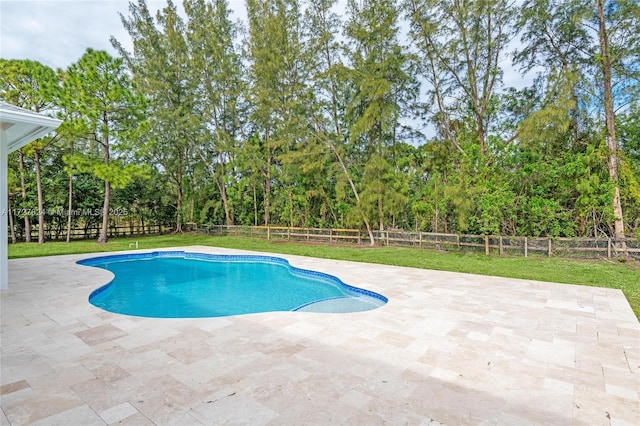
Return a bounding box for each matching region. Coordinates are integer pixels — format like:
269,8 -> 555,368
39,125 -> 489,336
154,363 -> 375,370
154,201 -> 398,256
79,251 -> 387,318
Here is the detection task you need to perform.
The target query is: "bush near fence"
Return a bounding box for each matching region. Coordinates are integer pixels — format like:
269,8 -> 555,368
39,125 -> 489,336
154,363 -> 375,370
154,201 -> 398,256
203,225 -> 640,260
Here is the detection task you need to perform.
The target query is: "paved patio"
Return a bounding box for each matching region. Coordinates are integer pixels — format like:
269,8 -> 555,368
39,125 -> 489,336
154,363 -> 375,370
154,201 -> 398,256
1,246 -> 638,425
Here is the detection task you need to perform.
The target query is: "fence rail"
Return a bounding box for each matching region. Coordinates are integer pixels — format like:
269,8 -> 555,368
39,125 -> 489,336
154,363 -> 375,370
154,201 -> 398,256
204,225 -> 640,259
8,224 -> 169,242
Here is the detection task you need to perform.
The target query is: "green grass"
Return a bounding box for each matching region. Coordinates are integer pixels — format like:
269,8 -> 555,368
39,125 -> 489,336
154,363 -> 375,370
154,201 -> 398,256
8,233 -> 640,318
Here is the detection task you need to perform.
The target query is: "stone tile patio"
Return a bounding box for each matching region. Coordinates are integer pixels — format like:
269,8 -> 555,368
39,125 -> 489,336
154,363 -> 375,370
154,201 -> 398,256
1,246 -> 638,425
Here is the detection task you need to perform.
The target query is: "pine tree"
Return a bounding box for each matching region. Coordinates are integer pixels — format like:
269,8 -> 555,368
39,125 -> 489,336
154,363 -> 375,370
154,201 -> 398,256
184,0 -> 244,225
245,0 -> 310,225
62,49 -> 146,243
344,0 -> 415,231
113,0 -> 196,233
0,59 -> 60,243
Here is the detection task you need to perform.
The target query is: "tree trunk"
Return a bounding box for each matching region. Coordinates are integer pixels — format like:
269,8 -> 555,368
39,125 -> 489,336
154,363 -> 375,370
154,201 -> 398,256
253,184 -> 258,227
18,149 -> 31,242
66,174 -> 73,243
67,139 -> 75,243
378,195 -> 384,231
221,181 -> 232,225
598,0 -> 627,253
98,180 -> 110,244
175,183 -> 183,233
34,149 -> 45,244
8,197 -> 16,244
216,164 -> 233,225
98,121 -> 110,244
289,191 -> 294,228
477,115 -> 486,156
264,155 -> 271,226
172,132 -> 184,234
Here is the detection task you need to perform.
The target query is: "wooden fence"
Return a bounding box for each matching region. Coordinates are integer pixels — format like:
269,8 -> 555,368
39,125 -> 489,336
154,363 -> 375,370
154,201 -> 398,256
204,225 -> 640,259
11,223 -> 169,242
9,222 -> 639,259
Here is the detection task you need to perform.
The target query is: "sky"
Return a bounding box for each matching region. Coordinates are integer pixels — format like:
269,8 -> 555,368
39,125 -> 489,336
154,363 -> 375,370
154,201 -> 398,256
0,0 -> 247,70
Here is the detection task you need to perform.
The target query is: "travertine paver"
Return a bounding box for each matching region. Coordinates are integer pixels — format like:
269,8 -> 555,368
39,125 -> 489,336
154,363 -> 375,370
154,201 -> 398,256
1,246 -> 638,425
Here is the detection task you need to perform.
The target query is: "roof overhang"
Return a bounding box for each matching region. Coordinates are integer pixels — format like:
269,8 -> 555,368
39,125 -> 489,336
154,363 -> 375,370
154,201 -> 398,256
1,102 -> 62,290
0,101 -> 62,152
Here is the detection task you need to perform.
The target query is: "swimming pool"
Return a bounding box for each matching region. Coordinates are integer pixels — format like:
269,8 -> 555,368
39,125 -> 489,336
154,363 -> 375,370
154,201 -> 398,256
79,251 -> 387,318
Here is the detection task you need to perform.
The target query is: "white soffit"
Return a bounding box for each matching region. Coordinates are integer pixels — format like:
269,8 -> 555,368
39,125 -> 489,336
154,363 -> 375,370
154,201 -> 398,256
0,101 -> 62,153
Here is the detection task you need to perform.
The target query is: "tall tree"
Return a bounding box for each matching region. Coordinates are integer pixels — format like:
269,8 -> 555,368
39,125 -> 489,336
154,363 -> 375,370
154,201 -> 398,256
0,59 -> 60,243
344,0 -> 415,231
596,0 -> 638,250
184,0 -> 244,225
303,0 -> 376,243
245,0 -> 310,225
62,49 -> 145,243
113,0 -> 196,233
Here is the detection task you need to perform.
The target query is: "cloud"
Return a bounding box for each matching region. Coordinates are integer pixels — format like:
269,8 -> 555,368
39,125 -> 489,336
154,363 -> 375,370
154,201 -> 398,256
0,0 -> 249,70
1,0 -> 163,69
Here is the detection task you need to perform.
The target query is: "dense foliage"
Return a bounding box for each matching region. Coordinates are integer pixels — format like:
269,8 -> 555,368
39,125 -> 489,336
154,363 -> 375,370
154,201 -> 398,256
1,0 -> 639,245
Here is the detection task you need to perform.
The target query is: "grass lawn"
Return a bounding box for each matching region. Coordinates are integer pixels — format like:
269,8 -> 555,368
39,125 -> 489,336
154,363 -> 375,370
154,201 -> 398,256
8,233 -> 640,319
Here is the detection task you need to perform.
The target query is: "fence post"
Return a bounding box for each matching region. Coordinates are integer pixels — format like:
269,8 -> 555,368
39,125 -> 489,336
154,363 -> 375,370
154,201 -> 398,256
386,231 -> 389,246
499,236 -> 503,256
457,234 -> 460,250
329,228 -> 333,243
287,227 -> 291,241
306,228 -> 309,241
358,230 -> 361,245
548,238 -> 552,257
524,237 -> 528,257
419,232 -> 422,248
607,238 -> 612,258
485,235 -> 489,256
267,226 -> 270,240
